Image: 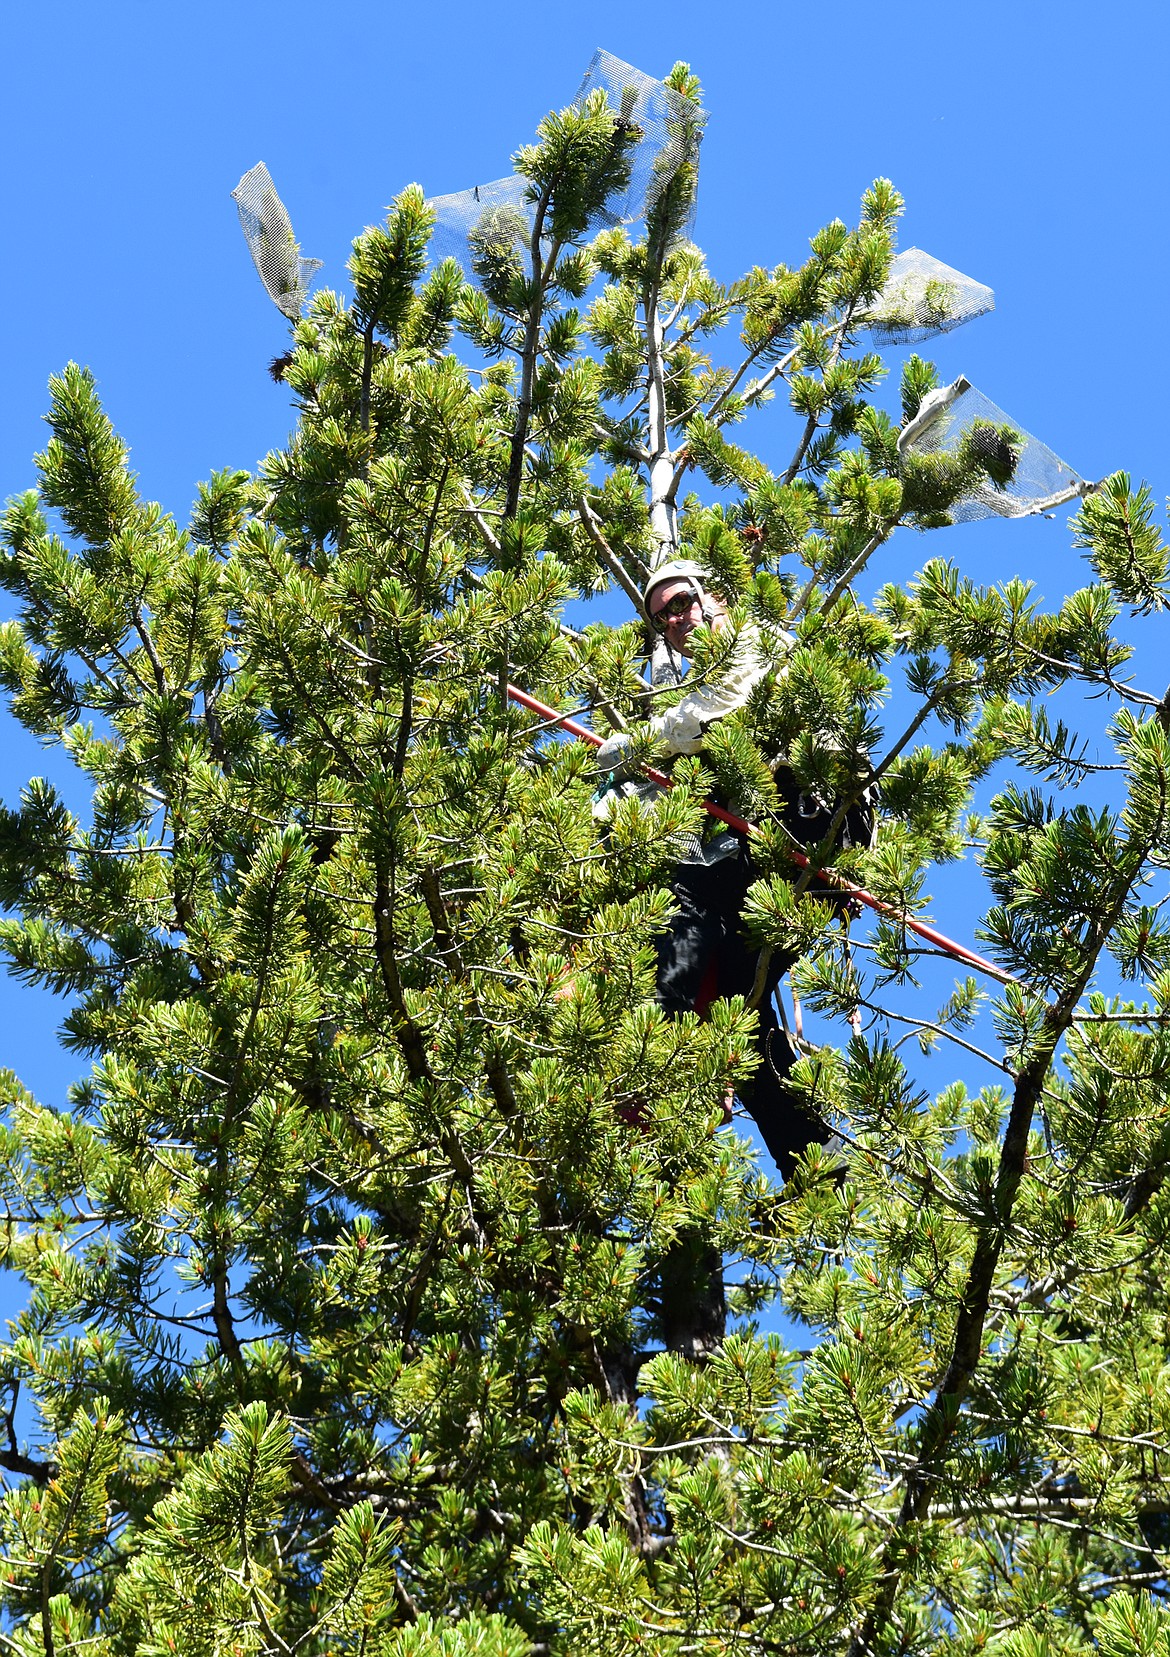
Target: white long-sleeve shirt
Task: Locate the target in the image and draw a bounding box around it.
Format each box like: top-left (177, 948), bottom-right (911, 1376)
top-left (592, 620), bottom-right (794, 862)
top-left (648, 620), bottom-right (786, 757)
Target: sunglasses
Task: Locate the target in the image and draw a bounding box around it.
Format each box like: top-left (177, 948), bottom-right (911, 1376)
top-left (649, 591), bottom-right (701, 631)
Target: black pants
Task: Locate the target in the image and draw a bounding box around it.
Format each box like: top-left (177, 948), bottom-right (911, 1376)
top-left (654, 848), bottom-right (830, 1180)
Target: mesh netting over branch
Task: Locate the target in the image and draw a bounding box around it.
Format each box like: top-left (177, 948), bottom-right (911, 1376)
top-left (865, 248), bottom-right (994, 344)
top-left (232, 163), bottom-right (322, 320)
top-left (572, 48), bottom-right (706, 231)
top-left (426, 175), bottom-right (534, 275)
top-left (425, 50), bottom-right (707, 277)
top-left (899, 377), bottom-right (1093, 521)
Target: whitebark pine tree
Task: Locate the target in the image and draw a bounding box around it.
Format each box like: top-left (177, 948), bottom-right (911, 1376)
top-left (0, 60), bottom-right (1168, 1657)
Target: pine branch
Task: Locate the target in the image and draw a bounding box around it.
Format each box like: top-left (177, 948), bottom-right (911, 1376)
top-left (0, 1447), bottom-right (53, 1486)
top-left (864, 676), bottom-right (975, 794)
top-left (372, 865), bottom-right (434, 1089)
top-left (592, 419), bottom-right (649, 465)
top-left (878, 1005), bottom-right (1015, 1079)
top-left (37, 1419), bottom-right (106, 1657)
top-left (848, 836), bottom-right (1157, 1657)
top-left (576, 495), bottom-right (649, 600)
top-left (817, 528), bottom-right (894, 617)
top-left (685, 339), bottom-right (800, 432)
top-left (359, 320), bottom-right (376, 436)
top-left (503, 185), bottom-right (558, 518)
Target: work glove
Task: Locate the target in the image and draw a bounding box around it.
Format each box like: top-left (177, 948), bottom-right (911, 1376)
top-left (593, 731), bottom-right (637, 781)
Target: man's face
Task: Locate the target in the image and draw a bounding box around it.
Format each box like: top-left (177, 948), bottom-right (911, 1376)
top-left (647, 579), bottom-right (724, 657)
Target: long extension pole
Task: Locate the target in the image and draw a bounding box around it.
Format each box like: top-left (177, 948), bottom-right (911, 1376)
top-left (506, 682), bottom-right (1016, 987)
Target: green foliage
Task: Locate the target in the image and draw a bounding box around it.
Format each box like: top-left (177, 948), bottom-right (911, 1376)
top-left (0, 56), bottom-right (1168, 1657)
top-left (349, 185), bottom-right (436, 339)
top-left (1073, 471), bottom-right (1170, 613)
top-left (116, 1403), bottom-right (292, 1655)
top-left (35, 365), bottom-right (139, 549)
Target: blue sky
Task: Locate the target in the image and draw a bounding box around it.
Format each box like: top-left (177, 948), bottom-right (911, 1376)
top-left (0, 0), bottom-right (1166, 1138)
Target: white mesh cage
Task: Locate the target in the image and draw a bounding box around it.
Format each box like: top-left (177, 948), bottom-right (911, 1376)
top-left (898, 377), bottom-right (1092, 521)
top-left (425, 175), bottom-right (534, 275)
top-left (866, 248), bottom-right (994, 345)
top-left (425, 50), bottom-right (706, 279)
top-left (232, 162), bottom-right (322, 320)
top-left (571, 48), bottom-right (706, 231)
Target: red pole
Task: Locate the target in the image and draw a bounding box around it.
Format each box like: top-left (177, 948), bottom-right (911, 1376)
top-left (507, 682), bottom-right (1016, 987)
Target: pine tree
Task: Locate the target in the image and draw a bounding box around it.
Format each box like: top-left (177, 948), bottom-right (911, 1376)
top-left (1, 56), bottom-right (1170, 1657)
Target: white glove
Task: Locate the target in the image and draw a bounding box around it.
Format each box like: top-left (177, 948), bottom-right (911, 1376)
top-left (594, 731), bottom-right (636, 779)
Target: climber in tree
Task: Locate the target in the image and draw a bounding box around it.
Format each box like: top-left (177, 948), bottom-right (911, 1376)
top-left (596, 562), bottom-right (871, 1178)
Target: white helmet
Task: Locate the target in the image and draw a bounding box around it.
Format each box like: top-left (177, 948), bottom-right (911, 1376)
top-left (642, 559), bottom-right (715, 624)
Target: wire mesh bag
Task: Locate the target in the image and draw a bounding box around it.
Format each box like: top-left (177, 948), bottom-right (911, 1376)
top-left (866, 248), bottom-right (994, 344)
top-left (232, 162), bottom-right (322, 319)
top-left (426, 50), bottom-right (707, 277)
top-left (571, 48), bottom-right (706, 231)
top-left (899, 377), bottom-right (1090, 521)
top-left (425, 174), bottom-right (534, 276)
